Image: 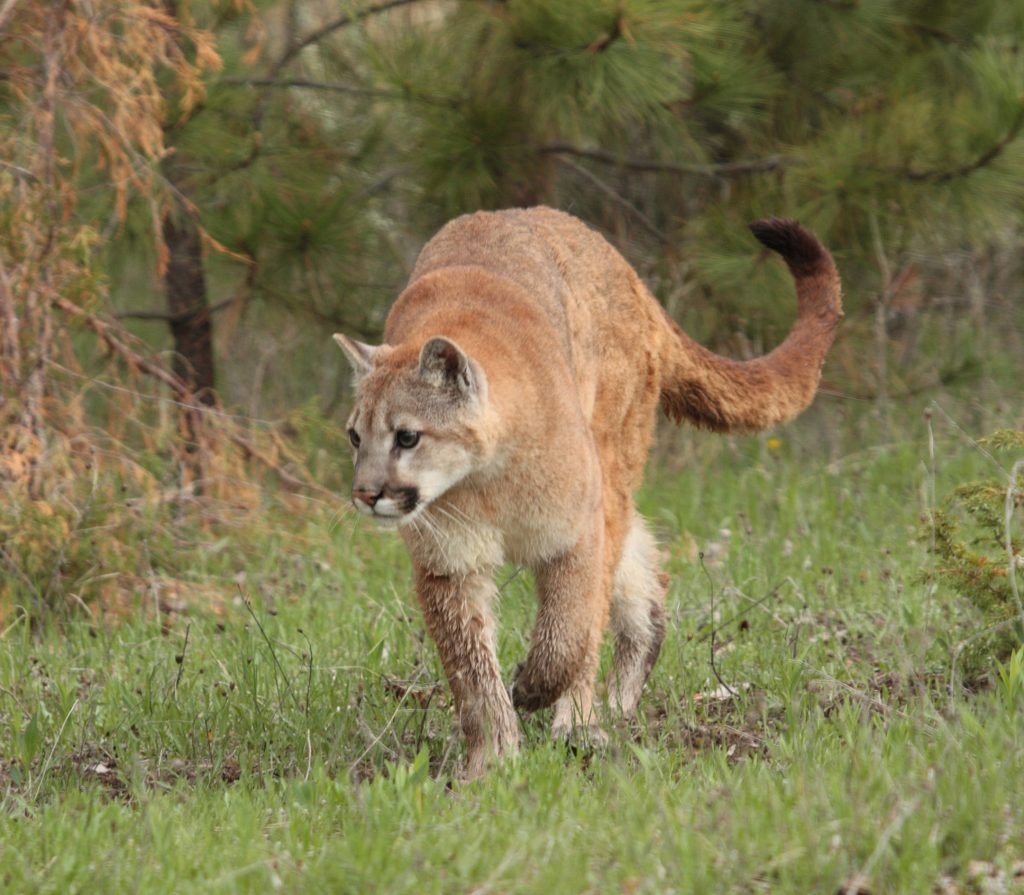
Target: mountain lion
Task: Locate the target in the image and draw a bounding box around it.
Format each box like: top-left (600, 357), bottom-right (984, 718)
top-left (334, 207), bottom-right (842, 778)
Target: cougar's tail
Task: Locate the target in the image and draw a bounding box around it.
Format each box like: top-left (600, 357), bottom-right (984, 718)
top-left (659, 219), bottom-right (842, 433)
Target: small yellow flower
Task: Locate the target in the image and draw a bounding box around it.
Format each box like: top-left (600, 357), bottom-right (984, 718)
top-left (766, 437), bottom-right (782, 451)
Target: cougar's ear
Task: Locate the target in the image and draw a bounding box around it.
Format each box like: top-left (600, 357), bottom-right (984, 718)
top-left (333, 333), bottom-right (377, 380)
top-left (418, 336), bottom-right (485, 399)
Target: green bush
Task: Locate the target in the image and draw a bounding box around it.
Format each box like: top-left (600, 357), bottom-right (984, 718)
top-left (930, 429), bottom-right (1024, 683)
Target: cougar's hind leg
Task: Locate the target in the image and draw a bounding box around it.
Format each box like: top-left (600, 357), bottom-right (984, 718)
top-left (549, 598), bottom-right (609, 745)
top-left (607, 514), bottom-right (668, 718)
top-left (548, 494), bottom-right (629, 745)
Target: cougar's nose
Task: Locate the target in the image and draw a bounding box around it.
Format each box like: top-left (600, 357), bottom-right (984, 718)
top-left (353, 486), bottom-right (383, 508)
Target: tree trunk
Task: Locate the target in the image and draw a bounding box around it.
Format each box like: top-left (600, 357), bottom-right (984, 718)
top-left (162, 210), bottom-right (216, 407)
top-left (159, 0), bottom-right (215, 408)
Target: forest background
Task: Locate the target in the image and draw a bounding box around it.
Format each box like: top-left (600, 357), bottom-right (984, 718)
top-left (1, 2), bottom-right (1024, 892)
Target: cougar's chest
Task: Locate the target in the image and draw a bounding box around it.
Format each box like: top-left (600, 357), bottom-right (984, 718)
top-left (405, 510), bottom-right (504, 576)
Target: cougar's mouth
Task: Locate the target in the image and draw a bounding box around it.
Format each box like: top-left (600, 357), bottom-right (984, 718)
top-left (354, 486), bottom-right (421, 527)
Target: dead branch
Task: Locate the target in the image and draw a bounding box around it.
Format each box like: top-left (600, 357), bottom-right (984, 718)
top-left (539, 142), bottom-right (795, 177)
top-left (0, 0), bottom-right (24, 37)
top-left (220, 77), bottom-right (457, 108)
top-left (868, 212), bottom-right (892, 436)
top-left (0, 159), bottom-right (38, 183)
top-left (268, 0), bottom-right (426, 78)
top-left (554, 154), bottom-right (669, 244)
top-left (0, 254), bottom-right (19, 382)
top-left (116, 297), bottom-right (234, 323)
top-left (54, 298), bottom-right (333, 497)
top-left (56, 297), bottom-right (191, 395)
top-left (228, 431), bottom-right (332, 497)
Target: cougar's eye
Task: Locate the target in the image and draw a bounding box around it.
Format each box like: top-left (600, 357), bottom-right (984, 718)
top-left (395, 430), bottom-right (420, 450)
top-left (347, 428), bottom-right (360, 449)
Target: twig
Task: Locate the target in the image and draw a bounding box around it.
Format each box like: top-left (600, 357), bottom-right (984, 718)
top-left (349, 666), bottom-right (426, 773)
top-left (1005, 459), bottom-right (1024, 628)
top-left (0, 253), bottom-right (20, 381)
top-left (554, 155), bottom-right (669, 244)
top-left (413, 683), bottom-right (437, 755)
top-left (268, 0), bottom-right (425, 77)
top-left (895, 102), bottom-right (1024, 183)
top-left (868, 212), bottom-right (893, 437)
top-left (47, 360), bottom-right (279, 427)
top-left (539, 142), bottom-right (794, 177)
top-left (693, 582), bottom-right (784, 645)
top-left (0, 544), bottom-right (44, 604)
top-left (844, 795), bottom-right (923, 895)
top-left (949, 616), bottom-right (1024, 699)
top-left (56, 297), bottom-right (191, 396)
top-left (928, 400), bottom-right (1009, 477)
top-left (173, 622), bottom-right (191, 699)
top-left (30, 698), bottom-right (79, 802)
top-left (297, 626), bottom-right (314, 718)
top-left (55, 299), bottom-right (333, 497)
top-left (0, 0), bottom-right (24, 35)
top-left (228, 430), bottom-right (333, 497)
top-left (116, 297), bottom-right (234, 323)
top-left (699, 551), bottom-right (736, 697)
top-left (0, 159), bottom-right (38, 183)
top-left (220, 78), bottom-right (456, 108)
top-left (923, 406), bottom-right (939, 628)
top-left (239, 586), bottom-right (302, 714)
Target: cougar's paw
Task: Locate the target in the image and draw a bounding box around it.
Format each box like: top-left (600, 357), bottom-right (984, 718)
top-left (509, 661), bottom-right (560, 712)
top-left (551, 720), bottom-right (609, 753)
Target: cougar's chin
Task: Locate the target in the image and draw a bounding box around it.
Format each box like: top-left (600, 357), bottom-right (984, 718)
top-left (395, 497), bottom-right (431, 528)
top-left (372, 515), bottom-right (402, 530)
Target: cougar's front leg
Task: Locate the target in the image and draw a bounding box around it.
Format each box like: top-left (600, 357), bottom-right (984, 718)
top-left (414, 566), bottom-right (520, 779)
top-left (511, 515), bottom-right (607, 717)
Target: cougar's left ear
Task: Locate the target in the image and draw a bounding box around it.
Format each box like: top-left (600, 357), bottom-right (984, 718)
top-left (418, 336), bottom-right (486, 399)
top-left (333, 333), bottom-right (377, 380)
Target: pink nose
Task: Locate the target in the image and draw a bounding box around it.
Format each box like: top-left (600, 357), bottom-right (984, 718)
top-left (353, 487), bottom-right (382, 508)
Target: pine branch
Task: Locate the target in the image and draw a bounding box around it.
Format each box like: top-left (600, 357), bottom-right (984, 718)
top-left (896, 103), bottom-right (1024, 184)
top-left (538, 143), bottom-right (795, 177)
top-left (221, 77), bottom-right (457, 108)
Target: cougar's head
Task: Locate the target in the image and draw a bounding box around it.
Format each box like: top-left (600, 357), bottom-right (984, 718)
top-left (333, 333), bottom-right (489, 527)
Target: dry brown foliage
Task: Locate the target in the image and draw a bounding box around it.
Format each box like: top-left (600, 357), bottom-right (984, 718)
top-left (0, 2), bottom-right (333, 618)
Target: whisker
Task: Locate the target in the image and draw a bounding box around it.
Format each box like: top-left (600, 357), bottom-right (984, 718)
top-left (440, 501), bottom-right (476, 526)
top-left (430, 504), bottom-right (472, 536)
top-left (328, 501), bottom-right (354, 533)
top-left (416, 510), bottom-right (456, 568)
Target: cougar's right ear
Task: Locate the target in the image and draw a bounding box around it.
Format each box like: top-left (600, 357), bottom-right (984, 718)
top-left (333, 333), bottom-right (377, 380)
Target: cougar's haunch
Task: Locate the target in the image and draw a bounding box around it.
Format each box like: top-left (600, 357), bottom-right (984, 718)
top-left (335, 207), bottom-right (842, 778)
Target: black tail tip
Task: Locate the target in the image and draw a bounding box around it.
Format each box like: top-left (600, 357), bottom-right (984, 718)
top-left (749, 218), bottom-right (828, 276)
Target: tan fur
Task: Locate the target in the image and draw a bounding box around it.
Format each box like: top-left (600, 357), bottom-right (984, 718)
top-left (335, 207), bottom-right (842, 778)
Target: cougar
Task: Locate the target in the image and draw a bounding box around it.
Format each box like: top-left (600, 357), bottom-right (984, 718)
top-left (334, 207), bottom-right (842, 778)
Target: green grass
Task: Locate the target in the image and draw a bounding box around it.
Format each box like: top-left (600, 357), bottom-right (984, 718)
top-left (2, 412), bottom-right (1023, 894)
